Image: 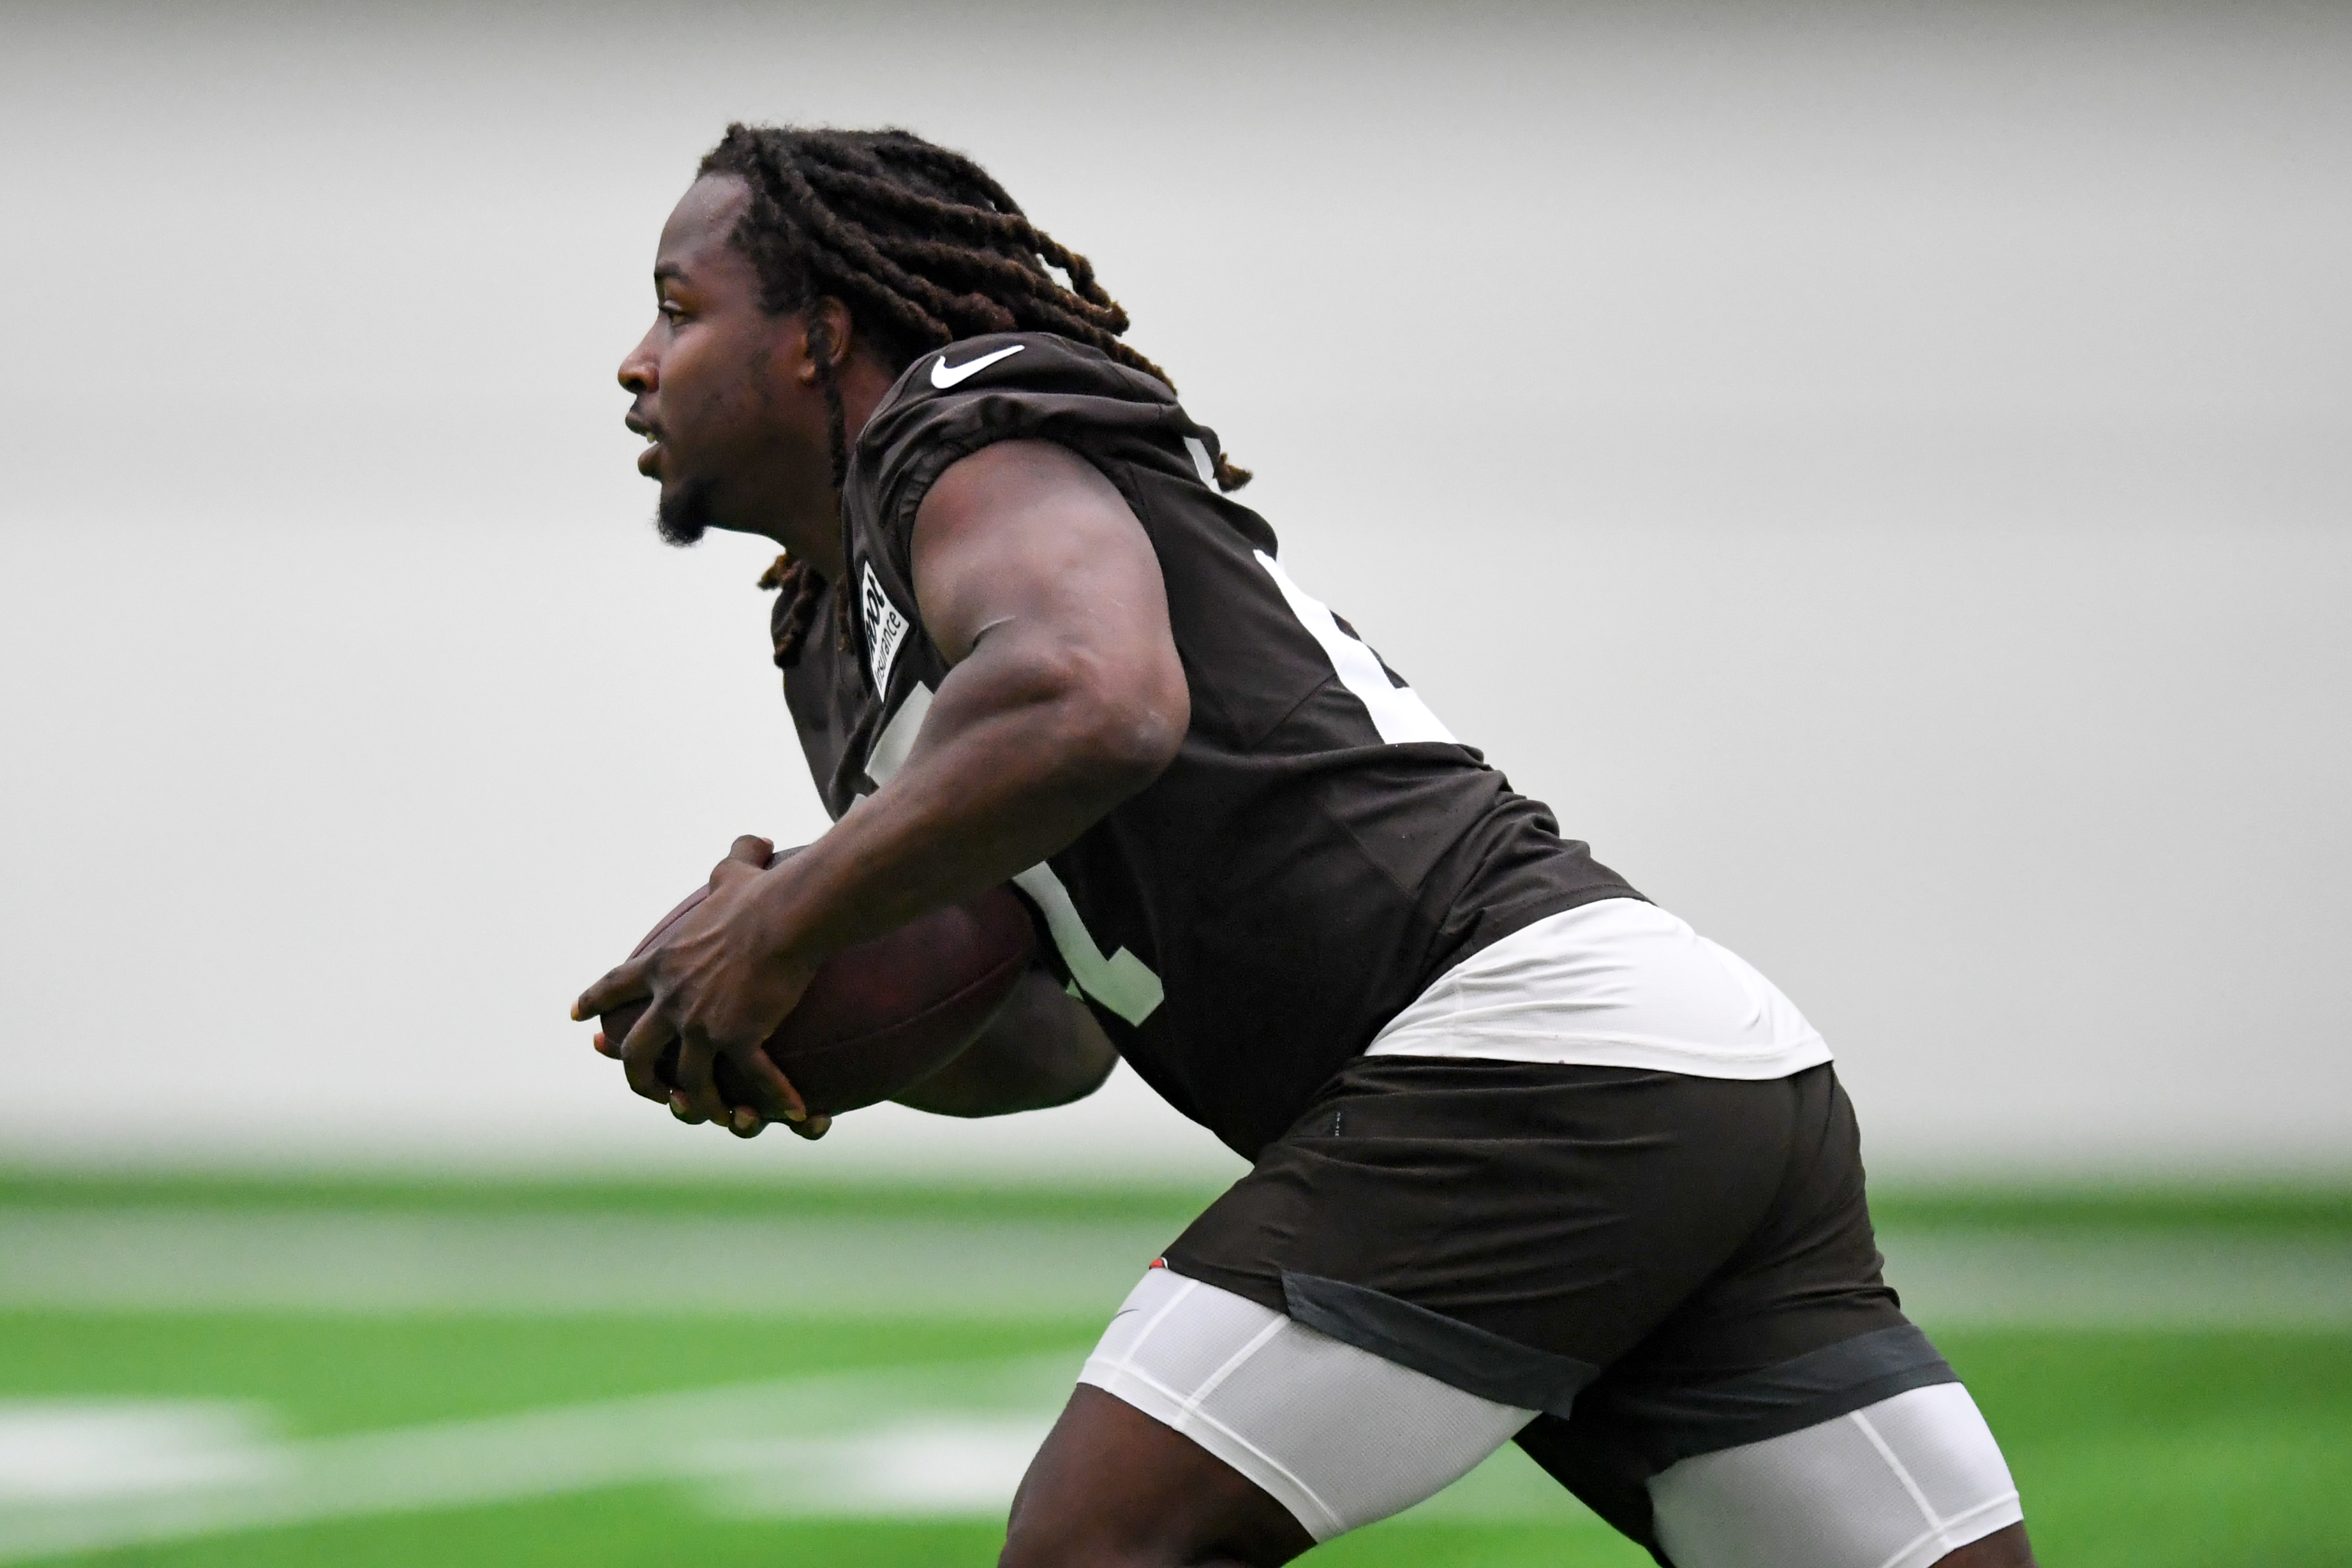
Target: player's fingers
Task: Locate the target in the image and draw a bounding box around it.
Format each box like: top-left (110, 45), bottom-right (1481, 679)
top-left (728, 1105), bottom-right (765, 1139)
top-left (573, 958), bottom-right (651, 1023)
top-left (617, 1005), bottom-right (679, 1103)
top-left (786, 1112), bottom-right (831, 1142)
top-left (710, 835), bottom-right (776, 886)
top-left (732, 1044), bottom-right (811, 1127)
top-left (592, 1030), bottom-right (622, 1061)
top-left (669, 1032), bottom-right (732, 1125)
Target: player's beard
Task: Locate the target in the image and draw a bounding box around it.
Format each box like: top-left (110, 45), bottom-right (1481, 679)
top-left (654, 478), bottom-right (715, 547)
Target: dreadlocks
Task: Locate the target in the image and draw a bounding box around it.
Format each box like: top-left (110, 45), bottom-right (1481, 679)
top-left (696, 124), bottom-right (1249, 667)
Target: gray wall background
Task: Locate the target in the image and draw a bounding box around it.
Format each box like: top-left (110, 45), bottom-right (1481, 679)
top-left (2, 1), bottom-right (2344, 1181)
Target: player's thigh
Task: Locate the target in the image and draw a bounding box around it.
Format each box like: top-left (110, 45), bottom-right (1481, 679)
top-left (1938, 1522), bottom-right (2036, 1567)
top-left (1001, 1385), bottom-right (1313, 1568)
top-left (1004, 1266), bottom-right (1539, 1567)
top-left (1646, 1382), bottom-right (2032, 1568)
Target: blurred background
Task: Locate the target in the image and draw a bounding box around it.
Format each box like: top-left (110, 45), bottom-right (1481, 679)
top-left (0, 2), bottom-right (2346, 1564)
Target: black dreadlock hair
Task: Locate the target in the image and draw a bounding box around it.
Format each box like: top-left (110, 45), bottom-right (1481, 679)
top-left (695, 123), bottom-right (1249, 668)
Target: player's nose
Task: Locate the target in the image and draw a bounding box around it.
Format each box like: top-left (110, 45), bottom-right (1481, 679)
top-left (618, 329), bottom-right (659, 394)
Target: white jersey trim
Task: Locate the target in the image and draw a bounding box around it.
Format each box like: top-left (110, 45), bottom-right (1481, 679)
top-left (1252, 551), bottom-right (1456, 747)
top-left (1012, 862), bottom-right (1165, 1027)
top-left (1364, 898), bottom-right (1831, 1080)
top-left (862, 681), bottom-right (933, 787)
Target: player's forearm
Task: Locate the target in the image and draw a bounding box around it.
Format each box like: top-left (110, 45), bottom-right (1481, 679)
top-left (891, 967), bottom-right (1118, 1117)
top-left (752, 624), bottom-right (1185, 967)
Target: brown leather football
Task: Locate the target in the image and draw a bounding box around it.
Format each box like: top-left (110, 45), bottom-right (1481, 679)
top-left (600, 854), bottom-right (1037, 1116)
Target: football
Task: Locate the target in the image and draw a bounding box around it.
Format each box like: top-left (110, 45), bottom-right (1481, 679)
top-left (600, 854), bottom-right (1038, 1116)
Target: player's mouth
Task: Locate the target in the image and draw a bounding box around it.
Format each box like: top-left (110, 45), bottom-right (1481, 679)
top-left (626, 411), bottom-right (665, 477)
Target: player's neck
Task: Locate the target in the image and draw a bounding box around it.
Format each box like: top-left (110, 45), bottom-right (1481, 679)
top-left (832, 349), bottom-right (896, 466)
top-left (795, 354), bottom-right (895, 581)
top-left (748, 496), bottom-right (845, 580)
top-left (735, 355), bottom-right (893, 577)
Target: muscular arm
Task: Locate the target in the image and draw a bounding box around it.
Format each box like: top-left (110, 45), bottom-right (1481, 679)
top-left (578, 440), bottom-right (1186, 1127)
top-left (890, 966), bottom-right (1118, 1117)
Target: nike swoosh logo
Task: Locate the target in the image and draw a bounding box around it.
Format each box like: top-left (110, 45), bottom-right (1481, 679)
top-left (929, 343), bottom-right (1025, 388)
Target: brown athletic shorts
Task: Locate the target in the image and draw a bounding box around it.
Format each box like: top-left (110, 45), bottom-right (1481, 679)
top-left (1160, 1057), bottom-right (1953, 1554)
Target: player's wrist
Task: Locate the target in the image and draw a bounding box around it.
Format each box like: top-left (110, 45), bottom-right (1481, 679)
top-left (740, 868), bottom-right (828, 979)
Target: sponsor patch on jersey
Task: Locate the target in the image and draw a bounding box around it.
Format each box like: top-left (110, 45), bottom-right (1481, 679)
top-left (860, 562), bottom-right (911, 695)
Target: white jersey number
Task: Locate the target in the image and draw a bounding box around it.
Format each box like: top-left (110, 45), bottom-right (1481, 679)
top-left (1253, 551), bottom-right (1456, 746)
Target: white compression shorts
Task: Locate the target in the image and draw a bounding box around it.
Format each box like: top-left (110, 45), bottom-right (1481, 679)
top-left (1079, 1267), bottom-right (2024, 1567)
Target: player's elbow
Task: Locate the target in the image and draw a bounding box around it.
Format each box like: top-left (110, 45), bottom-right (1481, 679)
top-left (1059, 1025), bottom-right (1121, 1098)
top-left (1015, 1033), bottom-right (1118, 1112)
top-left (1075, 692), bottom-right (1186, 797)
top-left (1042, 647), bottom-right (1188, 800)
top-left (892, 971), bottom-right (1119, 1118)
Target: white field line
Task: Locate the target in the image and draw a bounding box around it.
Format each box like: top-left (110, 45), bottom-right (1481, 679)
top-left (0, 1369), bottom-right (1597, 1560)
top-left (0, 1357), bottom-right (1077, 1562)
top-left (3, 1207), bottom-right (2347, 1327)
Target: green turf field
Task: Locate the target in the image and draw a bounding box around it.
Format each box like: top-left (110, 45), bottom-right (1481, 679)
top-left (1, 1175), bottom-right (2345, 1566)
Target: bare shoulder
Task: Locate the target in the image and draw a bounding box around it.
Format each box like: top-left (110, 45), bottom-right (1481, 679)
top-left (910, 439), bottom-right (1163, 666)
top-left (915, 439), bottom-right (1130, 540)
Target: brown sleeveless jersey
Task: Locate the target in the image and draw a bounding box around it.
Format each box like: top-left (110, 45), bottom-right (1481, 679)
top-left (779, 332), bottom-right (1639, 1159)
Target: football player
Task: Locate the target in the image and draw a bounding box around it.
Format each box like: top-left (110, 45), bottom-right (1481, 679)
top-left (576, 125), bottom-right (2035, 1568)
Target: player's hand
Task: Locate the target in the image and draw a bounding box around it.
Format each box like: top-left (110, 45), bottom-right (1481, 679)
top-left (590, 1027), bottom-right (832, 1140)
top-left (574, 835), bottom-right (827, 1137)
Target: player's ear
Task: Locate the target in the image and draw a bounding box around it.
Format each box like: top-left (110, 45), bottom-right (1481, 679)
top-left (797, 296), bottom-right (856, 382)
